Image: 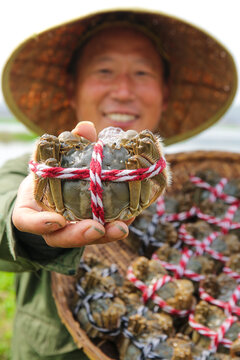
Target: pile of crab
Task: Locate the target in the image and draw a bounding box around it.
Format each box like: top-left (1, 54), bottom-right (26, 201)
top-left (72, 169), bottom-right (240, 360)
top-left (30, 127), bottom-right (240, 359)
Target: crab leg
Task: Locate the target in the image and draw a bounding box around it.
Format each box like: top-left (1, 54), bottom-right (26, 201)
top-left (134, 156), bottom-right (153, 209)
top-left (136, 134), bottom-right (168, 203)
top-left (33, 138), bottom-right (52, 210)
top-left (33, 178), bottom-right (50, 210)
top-left (126, 156), bottom-right (151, 215)
top-left (39, 136), bottom-right (65, 214)
top-left (126, 157), bottom-right (141, 215)
top-left (137, 133), bottom-right (162, 163)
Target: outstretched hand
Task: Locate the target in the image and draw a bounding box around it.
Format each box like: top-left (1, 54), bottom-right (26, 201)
top-left (12, 121), bottom-right (133, 248)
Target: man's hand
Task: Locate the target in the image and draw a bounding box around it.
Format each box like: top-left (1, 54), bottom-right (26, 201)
top-left (12, 121), bottom-right (133, 248)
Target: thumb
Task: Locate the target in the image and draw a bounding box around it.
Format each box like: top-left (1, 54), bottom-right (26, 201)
top-left (72, 121), bottom-right (97, 142)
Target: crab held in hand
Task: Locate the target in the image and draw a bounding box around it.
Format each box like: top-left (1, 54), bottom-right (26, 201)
top-left (30, 127), bottom-right (170, 222)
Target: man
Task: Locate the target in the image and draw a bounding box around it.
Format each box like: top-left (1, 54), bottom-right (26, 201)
top-left (12, 25), bottom-right (169, 249)
top-left (0, 9), bottom-right (237, 360)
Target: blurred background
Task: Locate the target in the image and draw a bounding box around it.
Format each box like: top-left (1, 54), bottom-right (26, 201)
top-left (0, 1), bottom-right (239, 359)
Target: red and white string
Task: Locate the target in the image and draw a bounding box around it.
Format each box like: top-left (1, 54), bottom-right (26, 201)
top-left (29, 140), bottom-right (166, 225)
top-left (189, 313), bottom-right (237, 352)
top-left (156, 196), bottom-right (197, 222)
top-left (29, 157), bottom-right (166, 182)
top-left (89, 140), bottom-right (105, 224)
top-left (190, 175), bottom-right (239, 204)
top-left (196, 205), bottom-right (240, 234)
top-left (199, 285), bottom-right (240, 316)
top-left (152, 249), bottom-right (205, 282)
top-left (127, 267), bottom-right (193, 316)
top-left (152, 175), bottom-right (240, 355)
top-left (223, 267), bottom-right (240, 282)
top-left (178, 225), bottom-right (229, 262)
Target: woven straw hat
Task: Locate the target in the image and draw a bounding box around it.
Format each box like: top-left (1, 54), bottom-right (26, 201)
top-left (2, 9), bottom-right (238, 145)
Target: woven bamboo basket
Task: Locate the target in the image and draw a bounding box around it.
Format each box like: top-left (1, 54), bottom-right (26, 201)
top-left (51, 150), bottom-right (240, 360)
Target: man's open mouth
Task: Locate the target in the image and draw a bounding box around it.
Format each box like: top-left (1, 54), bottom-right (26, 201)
top-left (104, 113), bottom-right (138, 123)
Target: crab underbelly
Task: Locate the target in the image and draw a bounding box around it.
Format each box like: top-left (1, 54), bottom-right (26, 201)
top-left (62, 179), bottom-right (130, 221)
top-left (60, 144), bottom-right (132, 221)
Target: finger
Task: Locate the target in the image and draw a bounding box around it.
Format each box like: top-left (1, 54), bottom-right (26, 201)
top-left (13, 175), bottom-right (42, 211)
top-left (12, 175), bottom-right (66, 234)
top-left (72, 121), bottom-right (97, 142)
top-left (43, 219), bottom-right (129, 247)
top-left (43, 219), bottom-right (105, 247)
top-left (13, 207), bottom-right (66, 235)
top-left (95, 221), bottom-right (129, 244)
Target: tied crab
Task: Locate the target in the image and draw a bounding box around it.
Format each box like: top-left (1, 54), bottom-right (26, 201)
top-left (31, 127), bottom-right (169, 222)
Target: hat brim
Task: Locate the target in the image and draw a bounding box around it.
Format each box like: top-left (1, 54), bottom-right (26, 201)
top-left (2, 8), bottom-right (238, 145)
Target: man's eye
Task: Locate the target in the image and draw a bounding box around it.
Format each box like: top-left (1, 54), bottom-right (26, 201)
top-left (135, 70), bottom-right (150, 76)
top-left (98, 68), bottom-right (112, 74)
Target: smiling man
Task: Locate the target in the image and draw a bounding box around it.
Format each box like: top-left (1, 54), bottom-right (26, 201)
top-left (69, 26), bottom-right (169, 133)
top-left (0, 9), bottom-right (237, 360)
top-left (11, 24), bottom-right (171, 250)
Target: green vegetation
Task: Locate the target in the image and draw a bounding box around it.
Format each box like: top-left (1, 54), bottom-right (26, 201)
top-left (0, 117), bottom-right (18, 124)
top-left (0, 272), bottom-right (15, 360)
top-left (0, 132), bottom-right (37, 142)
top-left (0, 116), bottom-right (37, 142)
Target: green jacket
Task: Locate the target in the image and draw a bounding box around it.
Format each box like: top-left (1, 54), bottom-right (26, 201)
top-left (0, 154), bottom-right (89, 359)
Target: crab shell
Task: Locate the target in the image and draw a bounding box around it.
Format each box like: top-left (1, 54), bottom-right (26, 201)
top-left (200, 273), bottom-right (239, 303)
top-left (74, 262), bottom-right (126, 339)
top-left (119, 316), bottom-right (192, 360)
top-left (191, 301), bottom-right (240, 353)
top-left (76, 295), bottom-right (126, 339)
top-left (193, 169), bottom-right (240, 204)
top-left (155, 244), bottom-right (216, 277)
top-left (32, 128), bottom-right (169, 222)
top-left (130, 257), bottom-right (194, 311)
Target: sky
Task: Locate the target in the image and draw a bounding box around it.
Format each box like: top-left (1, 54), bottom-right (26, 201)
top-left (1, 0), bottom-right (240, 107)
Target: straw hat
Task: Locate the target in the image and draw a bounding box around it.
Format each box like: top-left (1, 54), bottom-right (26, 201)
top-left (2, 9), bottom-right (238, 145)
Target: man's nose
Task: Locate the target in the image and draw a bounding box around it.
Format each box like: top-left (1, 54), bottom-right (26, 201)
top-left (110, 74), bottom-right (135, 101)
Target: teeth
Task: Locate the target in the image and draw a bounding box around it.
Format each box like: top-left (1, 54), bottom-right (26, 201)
top-left (106, 113), bottom-right (136, 122)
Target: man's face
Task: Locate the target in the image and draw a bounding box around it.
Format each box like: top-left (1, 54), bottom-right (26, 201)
top-left (71, 27), bottom-right (168, 133)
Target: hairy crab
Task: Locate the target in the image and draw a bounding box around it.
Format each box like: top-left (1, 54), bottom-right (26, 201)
top-left (128, 207), bottom-right (178, 257)
top-left (185, 221), bottom-right (240, 258)
top-left (74, 259), bottom-right (126, 339)
top-left (118, 315), bottom-right (192, 360)
top-left (201, 273), bottom-right (240, 304)
top-left (32, 127), bottom-right (169, 222)
top-left (189, 301), bottom-right (240, 356)
top-left (155, 244), bottom-right (216, 278)
top-left (193, 169), bottom-right (240, 205)
top-left (225, 253), bottom-right (240, 274)
top-left (129, 257), bottom-right (194, 312)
